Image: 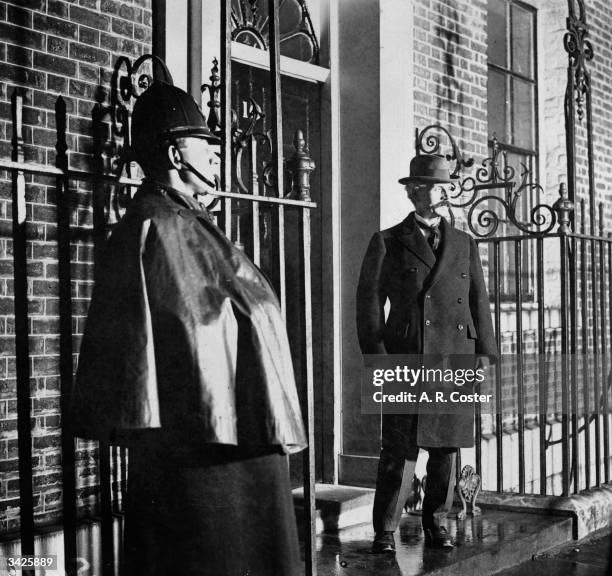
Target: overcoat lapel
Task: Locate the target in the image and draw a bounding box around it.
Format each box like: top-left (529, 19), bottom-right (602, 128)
top-left (393, 213), bottom-right (436, 269)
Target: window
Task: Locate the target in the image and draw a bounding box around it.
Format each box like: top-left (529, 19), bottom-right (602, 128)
top-left (488, 0), bottom-right (537, 151)
top-left (231, 0), bottom-right (320, 64)
top-left (487, 0), bottom-right (538, 301)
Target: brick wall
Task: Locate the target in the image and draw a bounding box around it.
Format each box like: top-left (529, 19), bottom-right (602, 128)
top-left (0, 0), bottom-right (151, 535)
top-left (412, 0), bottom-right (489, 161)
top-left (539, 1), bottom-right (568, 199)
top-left (585, 1), bottom-right (612, 225)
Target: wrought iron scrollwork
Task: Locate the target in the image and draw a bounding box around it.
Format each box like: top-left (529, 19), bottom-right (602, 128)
top-left (231, 0), bottom-right (320, 64)
top-left (414, 124), bottom-right (560, 237)
top-left (95, 54), bottom-right (173, 177)
top-left (201, 60), bottom-right (276, 197)
top-left (92, 55), bottom-right (173, 223)
top-left (564, 0), bottom-right (593, 122)
top-left (96, 54), bottom-right (315, 224)
top-left (416, 124), bottom-right (474, 179)
top-left (231, 96), bottom-right (273, 195)
top-left (109, 55), bottom-right (173, 169)
top-left (464, 164), bottom-right (555, 237)
top-left (201, 58), bottom-right (314, 201)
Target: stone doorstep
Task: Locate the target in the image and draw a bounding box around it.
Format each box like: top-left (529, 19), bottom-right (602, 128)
top-left (293, 483), bottom-right (612, 539)
top-left (295, 495), bottom-right (575, 576)
top-left (310, 513), bottom-right (574, 574)
top-left (292, 484), bottom-right (611, 574)
top-left (292, 484), bottom-right (375, 534)
top-left (477, 484), bottom-right (612, 539)
top-left (424, 515), bottom-right (574, 576)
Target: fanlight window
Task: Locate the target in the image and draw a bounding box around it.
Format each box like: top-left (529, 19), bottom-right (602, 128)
top-left (231, 0), bottom-right (320, 64)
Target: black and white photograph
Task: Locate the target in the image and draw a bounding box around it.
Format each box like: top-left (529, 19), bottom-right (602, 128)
top-left (0, 0), bottom-right (611, 574)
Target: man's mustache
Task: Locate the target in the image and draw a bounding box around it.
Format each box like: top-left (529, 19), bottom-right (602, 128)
top-left (429, 198), bottom-right (449, 211)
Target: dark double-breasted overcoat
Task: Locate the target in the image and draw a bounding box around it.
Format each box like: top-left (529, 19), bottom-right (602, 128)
top-left (356, 212), bottom-right (497, 448)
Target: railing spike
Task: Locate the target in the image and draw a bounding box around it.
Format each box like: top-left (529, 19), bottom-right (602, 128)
top-left (553, 182), bottom-right (574, 234)
top-left (286, 129), bottom-right (315, 201)
top-left (202, 57), bottom-right (221, 136)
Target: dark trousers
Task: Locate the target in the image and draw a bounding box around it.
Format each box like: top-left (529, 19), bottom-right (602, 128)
top-left (373, 445), bottom-right (457, 533)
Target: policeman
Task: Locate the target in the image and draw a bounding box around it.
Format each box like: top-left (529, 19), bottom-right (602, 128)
top-left (356, 154), bottom-right (497, 553)
top-left (72, 81), bottom-right (306, 575)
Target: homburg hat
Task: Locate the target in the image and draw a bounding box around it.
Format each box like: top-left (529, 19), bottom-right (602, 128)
top-left (398, 154), bottom-right (455, 185)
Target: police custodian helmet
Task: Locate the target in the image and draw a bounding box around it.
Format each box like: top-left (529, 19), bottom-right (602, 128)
top-left (131, 81), bottom-right (220, 162)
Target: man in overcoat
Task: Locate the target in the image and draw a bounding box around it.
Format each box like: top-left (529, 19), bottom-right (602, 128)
top-left (356, 154), bottom-right (497, 552)
top-left (71, 81), bottom-right (306, 575)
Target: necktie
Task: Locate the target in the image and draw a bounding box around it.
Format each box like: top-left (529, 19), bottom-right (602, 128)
top-left (417, 220), bottom-right (441, 253)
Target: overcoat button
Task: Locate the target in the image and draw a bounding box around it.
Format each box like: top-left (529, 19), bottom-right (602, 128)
top-left (409, 267), bottom-right (418, 272)
top-left (461, 273), bottom-right (467, 278)
top-left (457, 297), bottom-right (463, 303)
top-left (426, 294), bottom-right (431, 299)
top-left (457, 323), bottom-right (464, 330)
top-left (425, 320), bottom-right (431, 326)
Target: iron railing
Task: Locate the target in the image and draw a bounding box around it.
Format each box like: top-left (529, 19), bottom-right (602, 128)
top-left (0, 3), bottom-right (319, 570)
top-left (472, 228), bottom-right (612, 496)
top-left (415, 112), bottom-right (611, 497)
top-left (405, 1), bottom-right (612, 499)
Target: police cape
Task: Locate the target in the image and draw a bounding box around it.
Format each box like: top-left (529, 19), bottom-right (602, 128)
top-left (71, 182), bottom-right (307, 454)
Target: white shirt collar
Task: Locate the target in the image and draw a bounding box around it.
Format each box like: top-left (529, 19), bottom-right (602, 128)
top-left (414, 212), bottom-right (441, 228)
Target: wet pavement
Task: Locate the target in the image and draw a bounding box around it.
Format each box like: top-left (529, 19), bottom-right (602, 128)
top-left (498, 528), bottom-right (612, 576)
top-left (311, 509), bottom-right (574, 575)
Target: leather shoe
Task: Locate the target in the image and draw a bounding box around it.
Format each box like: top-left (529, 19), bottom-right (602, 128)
top-left (372, 531), bottom-right (396, 554)
top-left (424, 526), bottom-right (454, 549)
